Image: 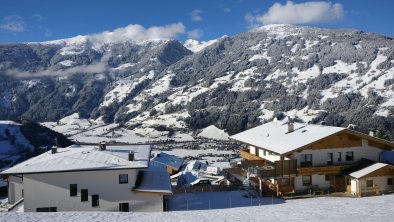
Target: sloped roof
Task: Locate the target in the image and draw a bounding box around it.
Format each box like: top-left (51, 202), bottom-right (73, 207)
top-left (230, 121), bottom-right (344, 155)
top-left (151, 152), bottom-right (184, 170)
top-left (1, 144), bottom-right (151, 175)
top-left (132, 170), bottom-right (172, 194)
top-left (349, 163), bottom-right (391, 179)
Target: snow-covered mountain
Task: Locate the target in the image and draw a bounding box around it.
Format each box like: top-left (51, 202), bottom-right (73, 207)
top-left (0, 121), bottom-right (34, 168)
top-left (1, 24), bottom-right (394, 142)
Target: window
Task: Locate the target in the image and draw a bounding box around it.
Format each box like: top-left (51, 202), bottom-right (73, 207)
top-left (388, 178), bottom-right (393, 185)
top-left (92, 195), bottom-right (99, 207)
top-left (300, 154), bottom-right (312, 167)
top-left (263, 150), bottom-right (266, 156)
top-left (327, 153), bottom-right (333, 165)
top-left (22, 189), bottom-right (24, 198)
top-left (119, 202), bottom-right (129, 212)
top-left (345, 152), bottom-right (354, 161)
top-left (119, 174), bottom-right (128, 184)
top-left (325, 174), bottom-right (331, 181)
top-left (70, 184), bottom-right (77, 196)
top-left (255, 147), bottom-right (259, 157)
top-left (366, 180), bottom-right (373, 188)
top-left (338, 152), bottom-right (342, 162)
top-left (36, 207), bottom-right (57, 212)
top-left (81, 189), bottom-right (88, 202)
top-left (302, 175), bottom-right (312, 186)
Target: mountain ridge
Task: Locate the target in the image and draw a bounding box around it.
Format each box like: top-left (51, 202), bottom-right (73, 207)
top-left (1, 24), bottom-right (394, 142)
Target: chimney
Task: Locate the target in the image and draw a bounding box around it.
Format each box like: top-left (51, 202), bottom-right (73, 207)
top-left (287, 122), bottom-right (294, 133)
top-left (369, 129), bottom-right (375, 137)
top-left (51, 147), bottom-right (57, 154)
top-left (99, 142), bottom-right (106, 151)
top-left (129, 151), bottom-right (134, 161)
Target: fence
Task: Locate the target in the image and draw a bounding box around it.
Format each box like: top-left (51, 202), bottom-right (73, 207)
top-left (172, 185), bottom-right (238, 194)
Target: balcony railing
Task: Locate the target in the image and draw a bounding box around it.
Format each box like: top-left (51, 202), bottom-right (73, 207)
top-left (297, 163), bottom-right (356, 175)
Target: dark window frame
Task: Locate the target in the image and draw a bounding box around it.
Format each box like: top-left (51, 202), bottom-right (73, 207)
top-left (300, 154), bottom-right (312, 167)
top-left (366, 180), bottom-right (373, 188)
top-left (119, 174), bottom-right (128, 184)
top-left (70, 184), bottom-right (77, 197)
top-left (119, 202), bottom-right (129, 212)
top-left (302, 175), bottom-right (312, 186)
top-left (81, 189), bottom-right (88, 202)
top-left (388, 178), bottom-right (393, 185)
top-left (92, 194), bottom-right (99, 207)
top-left (36, 207), bottom-right (57, 212)
top-left (338, 152), bottom-right (342, 162)
top-left (327, 153), bottom-right (333, 165)
top-left (345, 151), bottom-right (354, 161)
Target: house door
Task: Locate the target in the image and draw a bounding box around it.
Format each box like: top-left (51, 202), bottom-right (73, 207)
top-left (335, 175), bottom-right (346, 192)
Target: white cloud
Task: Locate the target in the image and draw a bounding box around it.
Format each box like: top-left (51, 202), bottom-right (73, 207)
top-left (6, 54), bottom-right (110, 78)
top-left (246, 1), bottom-right (344, 27)
top-left (0, 15), bottom-right (25, 32)
top-left (32, 14), bottom-right (46, 21)
top-left (187, 29), bottom-right (204, 39)
top-left (191, 9), bottom-right (203, 22)
top-left (89, 23), bottom-right (185, 45)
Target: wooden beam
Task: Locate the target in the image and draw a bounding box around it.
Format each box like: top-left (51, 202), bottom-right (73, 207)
top-left (297, 164), bottom-right (355, 175)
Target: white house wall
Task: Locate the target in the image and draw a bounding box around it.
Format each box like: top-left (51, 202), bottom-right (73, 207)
top-left (249, 145), bottom-right (283, 162)
top-left (23, 169), bottom-right (164, 212)
top-left (359, 176), bottom-right (394, 194)
top-left (290, 142), bottom-right (382, 167)
top-left (350, 179), bottom-right (359, 195)
top-left (294, 174), bottom-right (330, 193)
top-left (8, 175), bottom-right (23, 204)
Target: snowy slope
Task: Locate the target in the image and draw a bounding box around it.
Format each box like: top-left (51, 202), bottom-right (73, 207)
top-left (1, 195), bottom-right (393, 221)
top-left (0, 121), bottom-right (34, 168)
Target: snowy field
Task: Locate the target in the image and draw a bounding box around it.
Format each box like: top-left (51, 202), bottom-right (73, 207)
top-left (1, 195), bottom-right (393, 222)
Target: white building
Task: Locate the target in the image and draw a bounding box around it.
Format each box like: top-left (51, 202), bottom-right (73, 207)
top-left (231, 121), bottom-right (394, 196)
top-left (1, 144), bottom-right (172, 212)
top-left (349, 163), bottom-right (394, 196)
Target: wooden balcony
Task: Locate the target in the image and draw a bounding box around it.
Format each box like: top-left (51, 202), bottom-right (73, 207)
top-left (297, 163), bottom-right (355, 175)
top-left (240, 149), bottom-right (264, 160)
top-left (240, 150), bottom-right (269, 167)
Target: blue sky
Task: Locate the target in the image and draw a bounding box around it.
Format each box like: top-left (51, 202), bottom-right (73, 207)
top-left (1, 0), bottom-right (393, 42)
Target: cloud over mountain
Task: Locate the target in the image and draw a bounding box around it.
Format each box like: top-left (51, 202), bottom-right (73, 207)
top-left (247, 1), bottom-right (344, 27)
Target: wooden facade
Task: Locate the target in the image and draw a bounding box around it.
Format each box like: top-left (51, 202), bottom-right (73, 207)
top-left (297, 164), bottom-right (355, 175)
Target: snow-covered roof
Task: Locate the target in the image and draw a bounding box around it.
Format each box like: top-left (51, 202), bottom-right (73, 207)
top-left (152, 152), bottom-right (184, 170)
top-left (349, 163), bottom-right (392, 179)
top-left (230, 121), bottom-right (345, 155)
top-left (1, 144), bottom-right (151, 175)
top-left (132, 170), bottom-right (172, 194)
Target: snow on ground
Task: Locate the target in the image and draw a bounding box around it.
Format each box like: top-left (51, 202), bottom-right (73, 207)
top-left (2, 195), bottom-right (393, 222)
top-left (248, 51), bottom-right (270, 62)
top-left (230, 67), bottom-right (258, 91)
top-left (291, 65), bottom-right (320, 83)
top-left (100, 74), bottom-right (153, 107)
top-left (198, 125), bottom-right (229, 140)
top-left (322, 60), bottom-right (358, 74)
top-left (112, 63), bottom-right (136, 71)
top-left (58, 60), bottom-right (75, 67)
top-left (161, 149), bottom-right (234, 158)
